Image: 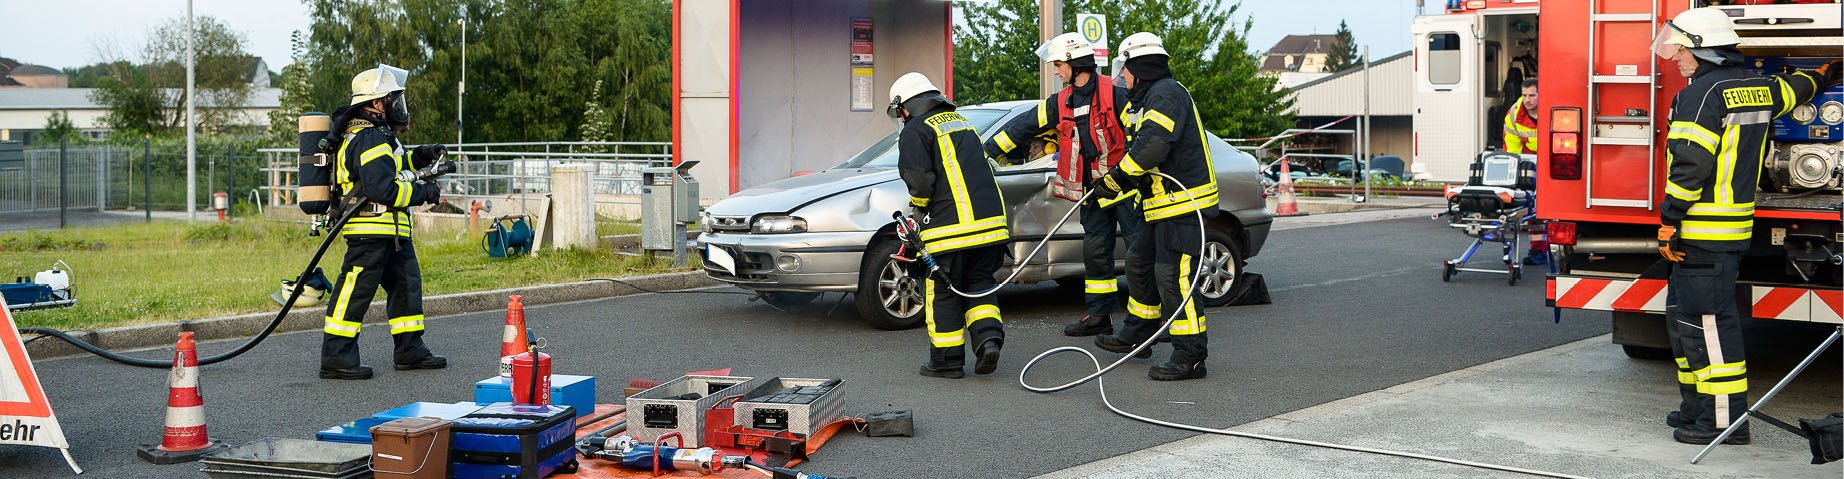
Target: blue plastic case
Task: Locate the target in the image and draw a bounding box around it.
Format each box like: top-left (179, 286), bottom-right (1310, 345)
top-left (449, 402), bottom-right (578, 479)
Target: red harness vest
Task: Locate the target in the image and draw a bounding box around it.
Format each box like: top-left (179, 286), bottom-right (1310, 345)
top-left (1052, 76), bottom-right (1128, 202)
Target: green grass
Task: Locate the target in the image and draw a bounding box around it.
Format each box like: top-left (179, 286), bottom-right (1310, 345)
top-left (1, 217), bottom-right (689, 330)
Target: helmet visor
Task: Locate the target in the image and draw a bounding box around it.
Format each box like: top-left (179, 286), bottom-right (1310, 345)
top-left (1652, 23), bottom-right (1695, 60)
top-left (1034, 41), bottom-right (1054, 64)
top-left (374, 64), bottom-right (409, 92)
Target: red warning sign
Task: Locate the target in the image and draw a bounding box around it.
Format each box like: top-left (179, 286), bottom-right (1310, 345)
top-left (0, 297), bottom-right (81, 473)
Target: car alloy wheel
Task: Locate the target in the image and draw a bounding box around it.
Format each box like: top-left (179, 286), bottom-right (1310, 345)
top-left (879, 259), bottom-right (924, 319)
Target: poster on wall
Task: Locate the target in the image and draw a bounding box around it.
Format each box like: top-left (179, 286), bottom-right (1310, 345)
top-left (851, 17), bottom-right (874, 111)
top-left (1078, 13), bottom-right (1110, 68)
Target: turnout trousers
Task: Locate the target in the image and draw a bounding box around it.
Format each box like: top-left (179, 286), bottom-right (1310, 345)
top-left (1114, 215), bottom-right (1208, 364)
top-left (321, 238), bottom-right (436, 369)
top-left (924, 245), bottom-right (1007, 365)
top-left (1079, 199), bottom-right (1146, 317)
top-left (1665, 244), bottom-right (1747, 429)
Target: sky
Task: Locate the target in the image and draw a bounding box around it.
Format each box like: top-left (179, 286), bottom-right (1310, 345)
top-left (0, 0), bottom-right (1426, 72)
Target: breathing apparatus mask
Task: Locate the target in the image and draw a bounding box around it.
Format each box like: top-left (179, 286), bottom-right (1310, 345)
top-left (381, 90), bottom-right (411, 131)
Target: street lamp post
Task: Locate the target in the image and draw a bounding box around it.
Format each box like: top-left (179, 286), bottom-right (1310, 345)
top-left (457, 7), bottom-right (466, 146)
top-left (186, 0), bottom-right (197, 220)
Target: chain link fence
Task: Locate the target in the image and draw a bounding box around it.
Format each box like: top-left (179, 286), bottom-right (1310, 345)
top-left (1, 142), bottom-right (272, 216)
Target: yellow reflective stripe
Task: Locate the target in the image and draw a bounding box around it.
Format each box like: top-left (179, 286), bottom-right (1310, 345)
top-left (1675, 357), bottom-right (1691, 369)
top-left (326, 266), bottom-right (364, 336)
top-left (1716, 126), bottom-right (1739, 204)
top-left (1693, 361), bottom-right (1747, 381)
top-left (1665, 181), bottom-right (1702, 202)
top-left (966, 304), bottom-right (1002, 323)
top-left (1144, 194), bottom-right (1219, 221)
top-left (1170, 254), bottom-right (1204, 335)
top-left (1127, 297), bottom-right (1160, 319)
top-left (389, 315), bottom-right (426, 334)
top-left (1678, 371), bottom-right (1697, 384)
top-left (341, 226), bottom-right (414, 237)
top-left (1680, 220), bottom-right (1753, 241)
top-left (910, 196), bottom-right (929, 208)
top-left (324, 317), bottom-right (361, 337)
top-left (1687, 202), bottom-right (1754, 216)
top-left (393, 181), bottom-right (412, 208)
top-left (1667, 121), bottom-right (1719, 154)
top-left (1140, 109), bottom-right (1176, 133)
top-left (924, 279), bottom-right (965, 347)
top-left (1698, 378), bottom-right (1747, 395)
top-left (1119, 155), bottom-right (1146, 175)
top-left (995, 131), bottom-right (1017, 153)
top-left (1142, 182), bottom-right (1218, 209)
top-left (1037, 99), bottom-right (1050, 127)
top-left (917, 216), bottom-right (1007, 241)
top-left (1097, 189), bottom-right (1139, 208)
top-left (1778, 77), bottom-right (1797, 116)
top-left (1084, 279), bottom-right (1118, 294)
top-left (937, 134), bottom-right (975, 222)
top-left (359, 143), bottom-right (392, 166)
top-left (925, 229), bottom-right (1010, 252)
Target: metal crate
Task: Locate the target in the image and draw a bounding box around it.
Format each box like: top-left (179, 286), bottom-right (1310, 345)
top-left (731, 378), bottom-right (845, 437)
top-left (624, 375), bottom-right (762, 447)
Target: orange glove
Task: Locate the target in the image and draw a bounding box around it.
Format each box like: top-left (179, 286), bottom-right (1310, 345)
top-left (1657, 225), bottom-right (1685, 262)
top-left (1819, 60), bottom-right (1843, 87)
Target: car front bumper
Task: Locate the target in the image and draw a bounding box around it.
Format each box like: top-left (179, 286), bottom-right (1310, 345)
top-left (697, 230), bottom-right (877, 292)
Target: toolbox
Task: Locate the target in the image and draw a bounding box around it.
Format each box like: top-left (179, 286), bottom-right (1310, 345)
top-left (449, 403), bottom-right (578, 479)
top-left (370, 417), bottom-right (450, 479)
top-left (474, 374), bottom-right (596, 418)
top-left (732, 378), bottom-right (845, 437)
top-left (625, 375), bottom-right (764, 446)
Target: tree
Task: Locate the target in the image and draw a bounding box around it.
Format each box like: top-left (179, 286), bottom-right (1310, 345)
top-left (954, 0), bottom-right (1295, 140)
top-left (90, 15), bottom-right (261, 136)
top-left (268, 30), bottom-right (317, 145)
top-left (1323, 20), bottom-right (1361, 73)
top-left (41, 111), bottom-right (80, 145)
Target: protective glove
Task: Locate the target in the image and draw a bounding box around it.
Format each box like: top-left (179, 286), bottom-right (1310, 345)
top-left (422, 184), bottom-right (442, 206)
top-left (1817, 60), bottom-right (1843, 88)
top-left (1095, 167), bottom-right (1136, 199)
top-left (411, 144), bottom-right (448, 168)
top-left (1657, 225), bottom-right (1685, 262)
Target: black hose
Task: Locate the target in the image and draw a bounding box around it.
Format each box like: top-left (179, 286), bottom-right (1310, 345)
top-left (17, 203), bottom-right (362, 368)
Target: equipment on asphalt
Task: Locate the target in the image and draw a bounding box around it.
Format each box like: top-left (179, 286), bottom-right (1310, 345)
top-left (199, 437), bottom-right (372, 479)
top-left (743, 460), bottom-right (858, 479)
top-left (369, 417), bottom-right (452, 479)
top-left (485, 215), bottom-right (536, 258)
top-left (625, 375), bottom-right (765, 447)
top-left (137, 332), bottom-right (229, 464)
top-left (1, 260), bottom-right (75, 311)
top-left (1692, 325), bottom-right (1843, 464)
top-left (1436, 152), bottom-right (1543, 285)
top-left (509, 339), bottom-right (552, 405)
top-left (449, 402), bottom-right (579, 478)
top-left (576, 431), bottom-right (747, 475)
top-left (501, 295), bottom-right (531, 377)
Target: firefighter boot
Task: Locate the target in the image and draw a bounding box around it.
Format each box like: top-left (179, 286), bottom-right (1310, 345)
top-left (394, 355), bottom-right (448, 370)
top-left (1095, 334), bottom-right (1153, 359)
top-left (1063, 315), bottom-right (1114, 337)
top-left (973, 338), bottom-right (1003, 375)
top-left (1674, 423), bottom-right (1750, 445)
top-left (319, 365), bottom-right (375, 380)
top-left (1666, 410), bottom-right (1696, 428)
top-left (919, 347), bottom-right (965, 379)
top-left (1151, 333), bottom-right (1208, 381)
top-left (1149, 361), bottom-right (1207, 381)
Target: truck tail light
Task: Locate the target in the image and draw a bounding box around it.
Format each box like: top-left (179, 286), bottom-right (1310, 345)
top-left (1550, 107), bottom-right (1583, 180)
top-left (1547, 221), bottom-right (1578, 246)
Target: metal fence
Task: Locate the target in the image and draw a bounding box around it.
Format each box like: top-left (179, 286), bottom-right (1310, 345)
top-left (260, 141), bottom-right (672, 214)
top-left (1, 146), bottom-right (113, 214)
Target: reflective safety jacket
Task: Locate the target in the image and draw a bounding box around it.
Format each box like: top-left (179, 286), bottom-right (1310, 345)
top-left (1502, 97), bottom-right (1538, 154)
top-left (1118, 78), bottom-right (1217, 223)
top-left (983, 78), bottom-right (1132, 206)
top-left (1662, 63), bottom-right (1824, 250)
top-left (900, 105), bottom-right (1011, 254)
top-left (336, 119), bottom-right (437, 238)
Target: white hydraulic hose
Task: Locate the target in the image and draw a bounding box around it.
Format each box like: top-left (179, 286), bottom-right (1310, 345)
top-left (1002, 172), bottom-right (1590, 479)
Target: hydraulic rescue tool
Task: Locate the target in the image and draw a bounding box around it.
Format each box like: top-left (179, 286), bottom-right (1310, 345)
top-left (576, 432), bottom-right (745, 475)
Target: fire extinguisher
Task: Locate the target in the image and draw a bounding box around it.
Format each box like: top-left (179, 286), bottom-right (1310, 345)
top-left (510, 338), bottom-right (551, 405)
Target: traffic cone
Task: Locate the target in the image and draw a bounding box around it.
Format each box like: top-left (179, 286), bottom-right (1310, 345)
top-left (137, 332), bottom-right (227, 464)
top-left (499, 295), bottom-right (529, 377)
top-left (1273, 157), bottom-right (1307, 217)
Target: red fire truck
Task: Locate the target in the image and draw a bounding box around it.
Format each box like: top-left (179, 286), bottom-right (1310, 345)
top-left (1414, 0), bottom-right (1843, 358)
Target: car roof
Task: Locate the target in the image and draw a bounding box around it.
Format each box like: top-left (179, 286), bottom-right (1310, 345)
top-left (962, 100), bottom-right (1037, 112)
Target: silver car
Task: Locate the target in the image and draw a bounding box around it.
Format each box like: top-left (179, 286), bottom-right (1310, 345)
top-left (698, 101), bottom-right (1272, 330)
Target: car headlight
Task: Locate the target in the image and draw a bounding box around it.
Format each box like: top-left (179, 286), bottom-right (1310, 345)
top-left (700, 212), bottom-right (715, 233)
top-left (751, 215), bottom-right (808, 234)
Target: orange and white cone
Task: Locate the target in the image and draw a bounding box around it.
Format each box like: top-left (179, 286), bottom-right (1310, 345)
top-left (137, 332), bottom-right (227, 464)
top-left (1273, 157), bottom-right (1306, 217)
top-left (499, 295), bottom-right (530, 377)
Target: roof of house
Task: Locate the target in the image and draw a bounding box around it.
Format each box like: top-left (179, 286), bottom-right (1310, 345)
top-left (0, 88), bottom-right (282, 110)
top-left (1260, 34), bottom-right (1341, 72)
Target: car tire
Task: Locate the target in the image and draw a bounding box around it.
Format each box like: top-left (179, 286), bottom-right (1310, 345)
top-left (761, 291), bottom-right (821, 309)
top-left (1192, 225), bottom-right (1248, 308)
top-left (856, 238), bottom-right (926, 330)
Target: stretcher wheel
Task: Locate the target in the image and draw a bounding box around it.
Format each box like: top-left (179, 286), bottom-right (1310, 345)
top-left (1508, 266), bottom-right (1522, 286)
top-left (1442, 262), bottom-right (1455, 282)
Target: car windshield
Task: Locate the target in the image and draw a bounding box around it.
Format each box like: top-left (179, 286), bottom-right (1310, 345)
top-left (838, 108), bottom-right (1010, 168)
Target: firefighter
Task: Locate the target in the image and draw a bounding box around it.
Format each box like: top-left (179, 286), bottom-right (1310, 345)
top-left (1502, 78), bottom-right (1548, 266)
top-left (981, 32), bottom-right (1148, 338)
top-left (1091, 32), bottom-right (1216, 381)
top-left (890, 72), bottom-right (1011, 379)
top-left (1651, 7), bottom-right (1841, 444)
top-left (319, 64), bottom-right (451, 380)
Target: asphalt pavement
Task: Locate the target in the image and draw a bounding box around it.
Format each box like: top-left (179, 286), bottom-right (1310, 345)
top-left (0, 214), bottom-right (1612, 478)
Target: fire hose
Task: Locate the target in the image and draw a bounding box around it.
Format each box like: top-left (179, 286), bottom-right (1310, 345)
top-left (17, 162), bottom-right (456, 368)
top-left (900, 171), bottom-right (1585, 479)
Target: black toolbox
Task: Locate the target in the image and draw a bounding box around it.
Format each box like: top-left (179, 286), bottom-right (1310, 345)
top-left (449, 402), bottom-right (578, 479)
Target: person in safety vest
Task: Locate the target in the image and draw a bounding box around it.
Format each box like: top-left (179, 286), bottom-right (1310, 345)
top-left (319, 64), bottom-right (452, 380)
top-left (1090, 32), bottom-right (1216, 381)
top-left (890, 72), bottom-right (1012, 379)
top-left (981, 32), bottom-right (1148, 338)
top-left (1651, 7), bottom-right (1841, 444)
top-left (1503, 78), bottom-right (1549, 266)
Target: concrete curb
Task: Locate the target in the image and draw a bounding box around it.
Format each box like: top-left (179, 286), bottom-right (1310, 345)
top-left (24, 270), bottom-right (718, 360)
